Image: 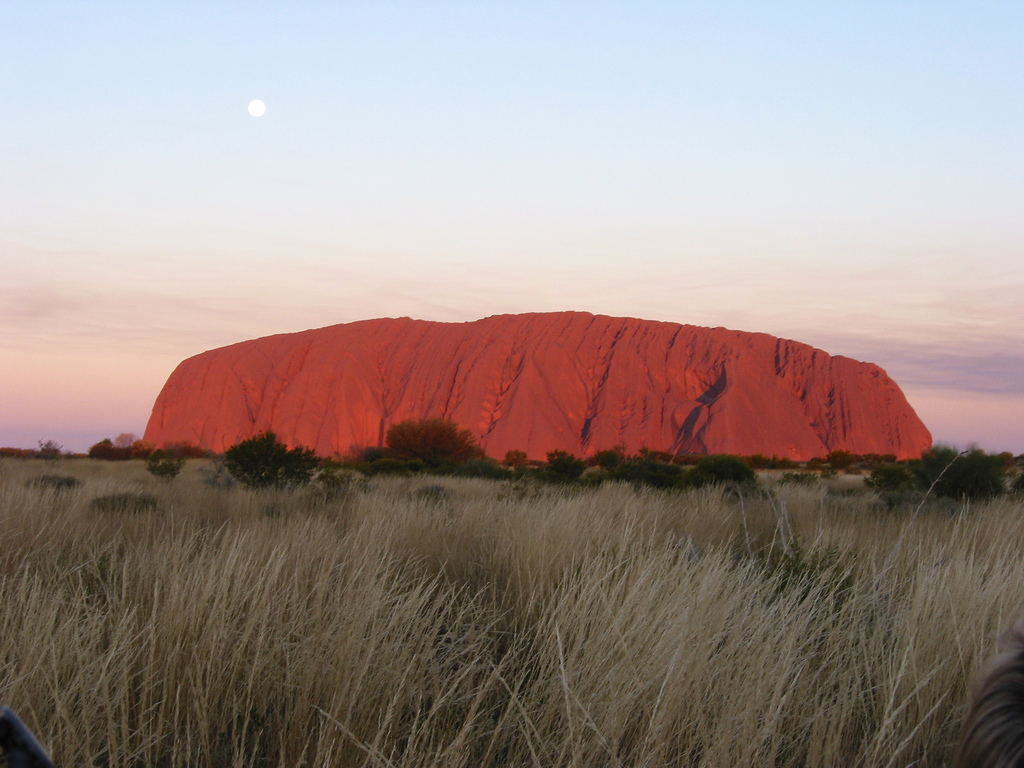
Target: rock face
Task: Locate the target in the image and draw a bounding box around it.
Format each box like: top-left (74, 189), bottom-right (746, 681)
top-left (144, 312), bottom-right (932, 460)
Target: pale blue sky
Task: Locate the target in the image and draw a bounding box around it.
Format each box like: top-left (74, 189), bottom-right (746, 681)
top-left (2, 2), bottom-right (1022, 453)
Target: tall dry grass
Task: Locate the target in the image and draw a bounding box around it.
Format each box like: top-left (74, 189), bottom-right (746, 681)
top-left (1, 458), bottom-right (1022, 767)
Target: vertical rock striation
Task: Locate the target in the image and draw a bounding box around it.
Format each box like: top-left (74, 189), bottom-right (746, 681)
top-left (144, 312), bottom-right (932, 460)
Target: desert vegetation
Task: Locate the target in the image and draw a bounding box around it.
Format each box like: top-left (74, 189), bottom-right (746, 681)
top-left (224, 432), bottom-right (320, 489)
top-left (1, 453), bottom-right (1023, 767)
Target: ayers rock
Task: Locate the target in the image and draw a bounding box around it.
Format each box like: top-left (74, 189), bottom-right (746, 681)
top-left (144, 312), bottom-right (932, 461)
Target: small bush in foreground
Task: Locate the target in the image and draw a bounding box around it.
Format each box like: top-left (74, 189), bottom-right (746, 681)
top-left (89, 492), bottom-right (159, 514)
top-left (765, 534), bottom-right (851, 602)
top-left (197, 457), bottom-right (236, 489)
top-left (27, 474), bottom-right (82, 491)
top-left (145, 451), bottom-right (186, 481)
top-left (224, 432), bottom-right (319, 489)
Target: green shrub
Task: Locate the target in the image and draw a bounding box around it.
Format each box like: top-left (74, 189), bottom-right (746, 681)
top-left (361, 458), bottom-right (426, 476)
top-left (638, 448), bottom-right (674, 464)
top-left (912, 446), bottom-right (1007, 501)
top-left (303, 462), bottom-right (358, 502)
top-left (765, 535), bottom-right (850, 602)
top-left (224, 432), bottom-right (320, 489)
top-left (611, 458), bottom-right (685, 489)
top-left (542, 450), bottom-right (586, 483)
top-left (940, 450), bottom-right (1007, 500)
top-left (912, 445), bottom-right (959, 490)
top-left (594, 448), bottom-right (625, 470)
top-left (673, 454), bottom-right (703, 466)
top-left (746, 454), bottom-right (799, 470)
top-left (826, 450), bottom-right (856, 470)
top-left (357, 446), bottom-right (388, 463)
top-left (746, 454), bottom-right (772, 469)
top-left (865, 463), bottom-right (915, 493)
top-left (452, 458), bottom-right (511, 479)
top-left (687, 454), bottom-right (756, 488)
top-left (145, 451), bottom-right (186, 480)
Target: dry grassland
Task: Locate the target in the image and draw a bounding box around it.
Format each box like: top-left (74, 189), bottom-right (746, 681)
top-left (1, 459), bottom-right (1022, 767)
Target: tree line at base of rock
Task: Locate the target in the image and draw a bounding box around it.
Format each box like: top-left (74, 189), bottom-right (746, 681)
top-left (9, 419), bottom-right (1023, 500)
top-left (213, 420), bottom-right (1022, 501)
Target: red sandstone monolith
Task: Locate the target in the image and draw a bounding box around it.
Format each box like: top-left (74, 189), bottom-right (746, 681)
top-left (144, 312), bottom-right (932, 460)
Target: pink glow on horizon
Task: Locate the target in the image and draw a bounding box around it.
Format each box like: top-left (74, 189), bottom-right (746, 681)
top-left (900, 390), bottom-right (1024, 456)
top-left (2, 5), bottom-right (1021, 456)
top-left (2, 319), bottom-right (1021, 457)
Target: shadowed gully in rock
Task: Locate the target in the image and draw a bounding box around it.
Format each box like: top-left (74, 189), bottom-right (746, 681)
top-left (144, 312), bottom-right (932, 460)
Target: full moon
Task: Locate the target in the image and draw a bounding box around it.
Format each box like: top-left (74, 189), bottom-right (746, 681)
top-left (247, 99), bottom-right (267, 117)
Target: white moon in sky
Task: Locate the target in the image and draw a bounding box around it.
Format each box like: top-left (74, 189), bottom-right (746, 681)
top-left (247, 99), bottom-right (267, 117)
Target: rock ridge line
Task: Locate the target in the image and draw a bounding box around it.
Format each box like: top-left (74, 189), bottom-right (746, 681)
top-left (144, 312), bottom-right (932, 460)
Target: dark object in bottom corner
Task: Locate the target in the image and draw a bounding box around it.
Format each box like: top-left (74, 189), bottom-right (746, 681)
top-left (0, 707), bottom-right (55, 768)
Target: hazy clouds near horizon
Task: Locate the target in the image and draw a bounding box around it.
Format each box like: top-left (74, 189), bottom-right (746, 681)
top-left (1, 2), bottom-right (1022, 453)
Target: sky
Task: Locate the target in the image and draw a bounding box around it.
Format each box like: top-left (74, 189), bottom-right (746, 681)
top-left (1, 1), bottom-right (1022, 455)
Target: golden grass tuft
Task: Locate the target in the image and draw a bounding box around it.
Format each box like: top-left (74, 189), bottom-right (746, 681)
top-left (1, 459), bottom-right (1022, 767)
